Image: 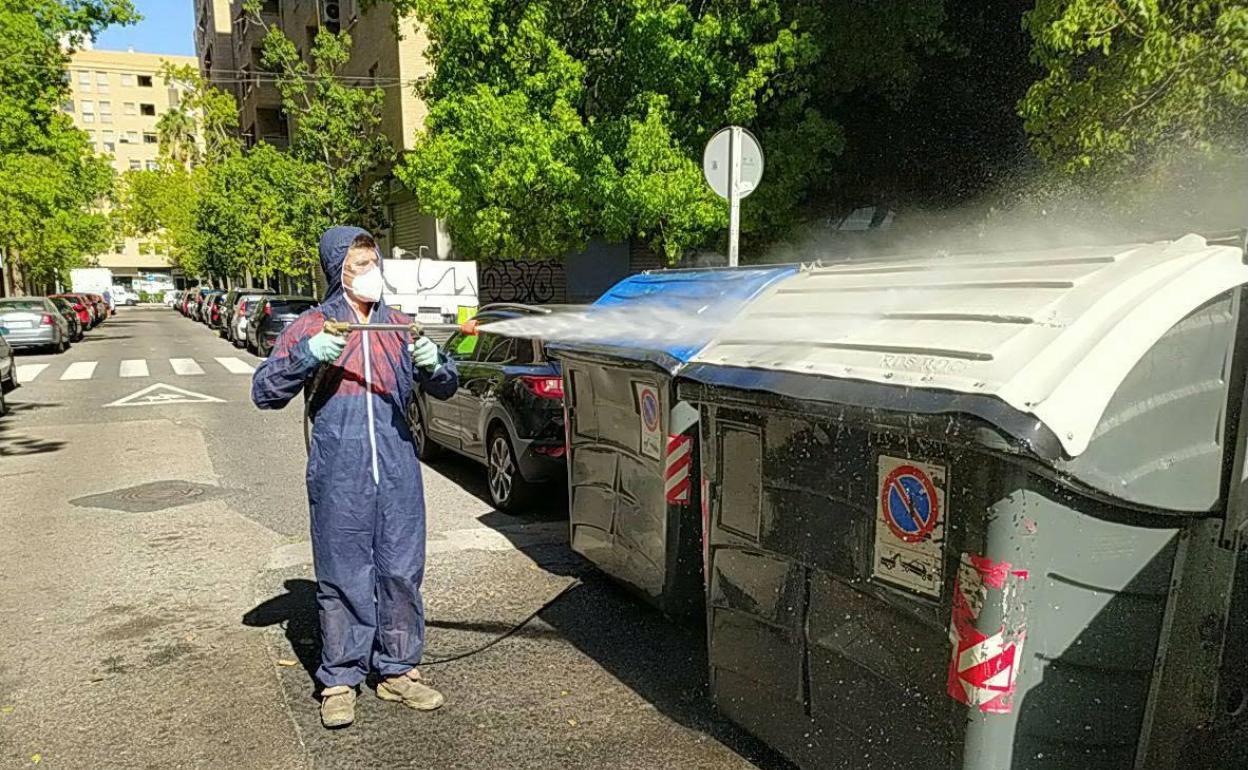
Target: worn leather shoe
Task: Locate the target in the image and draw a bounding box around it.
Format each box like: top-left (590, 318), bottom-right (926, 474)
top-left (320, 685), bottom-right (356, 728)
top-left (376, 669), bottom-right (445, 711)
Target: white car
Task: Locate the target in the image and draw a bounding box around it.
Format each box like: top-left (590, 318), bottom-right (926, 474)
top-left (110, 285), bottom-right (138, 306)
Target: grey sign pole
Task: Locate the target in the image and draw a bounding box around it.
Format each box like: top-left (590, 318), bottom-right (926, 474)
top-left (728, 126), bottom-right (743, 267)
top-left (703, 126), bottom-right (764, 269)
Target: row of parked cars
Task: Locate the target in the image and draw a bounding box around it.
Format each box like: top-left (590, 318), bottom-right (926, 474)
top-left (172, 286), bottom-right (317, 356)
top-left (0, 291), bottom-right (113, 414)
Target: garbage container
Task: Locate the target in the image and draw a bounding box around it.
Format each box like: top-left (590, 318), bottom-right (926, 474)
top-left (675, 235), bottom-right (1248, 769)
top-left (551, 266), bottom-right (796, 619)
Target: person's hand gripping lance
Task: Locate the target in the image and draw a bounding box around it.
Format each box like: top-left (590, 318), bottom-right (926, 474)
top-left (316, 320), bottom-right (441, 373)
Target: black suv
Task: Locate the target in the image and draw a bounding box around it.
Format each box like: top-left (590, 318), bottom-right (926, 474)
top-left (410, 304), bottom-right (567, 511)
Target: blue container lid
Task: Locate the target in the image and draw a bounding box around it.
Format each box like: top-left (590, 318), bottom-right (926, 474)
top-left (549, 266), bottom-right (797, 372)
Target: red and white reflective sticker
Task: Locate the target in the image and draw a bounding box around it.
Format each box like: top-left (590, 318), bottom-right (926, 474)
top-left (665, 434), bottom-right (693, 504)
top-left (947, 553), bottom-right (1030, 714)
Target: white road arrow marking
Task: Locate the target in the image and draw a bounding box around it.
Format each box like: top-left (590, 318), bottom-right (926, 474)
top-left (104, 382), bottom-right (225, 407)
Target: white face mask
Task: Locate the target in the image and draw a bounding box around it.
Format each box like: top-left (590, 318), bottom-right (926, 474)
top-left (347, 266), bottom-right (385, 303)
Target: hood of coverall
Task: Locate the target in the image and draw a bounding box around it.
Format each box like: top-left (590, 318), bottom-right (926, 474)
top-left (319, 225), bottom-right (384, 304)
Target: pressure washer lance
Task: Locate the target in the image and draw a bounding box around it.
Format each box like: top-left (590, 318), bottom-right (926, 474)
top-left (322, 319), bottom-right (425, 337)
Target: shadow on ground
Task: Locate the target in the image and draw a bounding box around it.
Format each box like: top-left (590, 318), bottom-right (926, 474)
top-left (0, 401), bottom-right (67, 456)
top-left (244, 572), bottom-right (794, 770)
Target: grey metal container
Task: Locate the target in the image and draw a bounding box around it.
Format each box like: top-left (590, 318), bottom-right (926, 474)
top-left (552, 267), bottom-right (797, 619)
top-left (676, 235), bottom-right (1248, 769)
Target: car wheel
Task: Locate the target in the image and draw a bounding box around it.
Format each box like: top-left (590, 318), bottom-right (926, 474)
top-left (56, 335), bottom-right (68, 354)
top-left (406, 399), bottom-right (442, 460)
top-left (487, 429), bottom-right (532, 512)
top-left (0, 386), bottom-right (6, 417)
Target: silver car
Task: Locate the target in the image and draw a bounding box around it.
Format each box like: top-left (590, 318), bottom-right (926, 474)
top-left (0, 297), bottom-right (71, 353)
top-left (0, 328), bottom-right (15, 416)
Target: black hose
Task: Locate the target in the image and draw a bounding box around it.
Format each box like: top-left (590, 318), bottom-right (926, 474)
top-left (421, 576), bottom-right (585, 666)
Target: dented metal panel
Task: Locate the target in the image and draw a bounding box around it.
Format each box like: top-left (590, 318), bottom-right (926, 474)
top-left (691, 391), bottom-right (1204, 770)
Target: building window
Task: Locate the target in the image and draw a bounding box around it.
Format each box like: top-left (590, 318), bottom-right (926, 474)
top-left (146, 160), bottom-right (159, 171)
top-left (137, 74), bottom-right (153, 87)
top-left (125, 130), bottom-right (138, 144)
top-left (80, 99), bottom-right (94, 123)
top-left (96, 71), bottom-right (109, 92)
top-left (62, 100), bottom-right (73, 112)
top-left (128, 159), bottom-right (141, 170)
top-left (98, 101), bottom-right (112, 124)
top-left (124, 102), bottom-right (136, 116)
top-left (143, 132), bottom-right (157, 144)
top-left (140, 103), bottom-right (156, 117)
top-left (113, 242), bottom-right (125, 254)
top-left (121, 73), bottom-right (136, 87)
top-left (102, 141), bottom-right (115, 153)
top-left (78, 71), bottom-right (91, 90)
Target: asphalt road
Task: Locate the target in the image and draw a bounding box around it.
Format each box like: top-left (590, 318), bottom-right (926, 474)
top-left (0, 306), bottom-right (793, 770)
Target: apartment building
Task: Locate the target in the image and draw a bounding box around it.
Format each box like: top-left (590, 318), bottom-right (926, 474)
top-left (65, 47), bottom-right (199, 284)
top-left (194, 0), bottom-right (237, 102)
top-left (225, 0), bottom-right (449, 258)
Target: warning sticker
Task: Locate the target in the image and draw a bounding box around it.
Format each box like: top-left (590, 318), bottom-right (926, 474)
top-left (872, 455), bottom-right (947, 598)
top-left (636, 383), bottom-right (661, 460)
top-left (947, 553), bottom-right (1030, 714)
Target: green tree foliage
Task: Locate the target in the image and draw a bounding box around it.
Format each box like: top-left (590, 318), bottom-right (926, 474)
top-left (193, 145), bottom-right (330, 282)
top-left (0, 0), bottom-right (137, 289)
top-left (246, 0), bottom-right (394, 229)
top-left (1022, 0), bottom-right (1248, 174)
top-left (390, 0), bottom-right (945, 262)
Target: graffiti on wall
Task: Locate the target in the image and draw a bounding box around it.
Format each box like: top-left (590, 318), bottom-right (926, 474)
top-left (480, 260), bottom-right (565, 305)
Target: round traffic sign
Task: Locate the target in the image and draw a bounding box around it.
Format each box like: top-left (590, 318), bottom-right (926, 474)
top-left (880, 464), bottom-right (939, 543)
top-left (640, 388), bottom-right (660, 432)
top-left (702, 127), bottom-right (764, 200)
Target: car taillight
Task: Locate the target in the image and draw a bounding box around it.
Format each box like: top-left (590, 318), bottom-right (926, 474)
top-left (40, 314), bottom-right (54, 326)
top-left (533, 444), bottom-right (567, 458)
top-left (520, 375), bottom-right (564, 400)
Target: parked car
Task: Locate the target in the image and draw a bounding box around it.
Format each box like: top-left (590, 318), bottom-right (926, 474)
top-left (83, 293), bottom-right (109, 323)
top-left (410, 304), bottom-right (567, 511)
top-left (247, 295), bottom-right (318, 357)
top-left (0, 325), bottom-right (16, 414)
top-left (49, 293), bottom-right (93, 329)
top-left (218, 287), bottom-right (272, 339)
top-left (164, 289), bottom-right (179, 307)
top-left (180, 290), bottom-right (198, 316)
top-left (0, 297), bottom-right (71, 353)
top-left (50, 297), bottom-right (84, 342)
top-left (110, 285), bottom-right (138, 306)
top-left (204, 293), bottom-right (230, 329)
top-left (191, 289), bottom-right (220, 322)
top-left (227, 290), bottom-right (275, 347)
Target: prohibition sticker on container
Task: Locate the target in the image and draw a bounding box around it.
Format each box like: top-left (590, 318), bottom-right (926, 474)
top-left (635, 382), bottom-right (662, 460)
top-left (872, 455), bottom-right (947, 598)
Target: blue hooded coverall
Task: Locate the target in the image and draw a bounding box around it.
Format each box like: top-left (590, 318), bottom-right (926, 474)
top-left (251, 226), bottom-right (458, 688)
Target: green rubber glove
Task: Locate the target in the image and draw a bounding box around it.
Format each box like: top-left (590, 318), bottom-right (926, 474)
top-left (412, 336), bottom-right (440, 372)
top-left (308, 330), bottom-right (347, 363)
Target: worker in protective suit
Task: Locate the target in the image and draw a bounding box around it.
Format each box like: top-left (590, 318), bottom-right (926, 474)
top-left (252, 226), bottom-right (458, 729)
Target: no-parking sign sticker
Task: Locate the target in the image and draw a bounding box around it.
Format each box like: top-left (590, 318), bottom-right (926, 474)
top-left (872, 455), bottom-right (947, 598)
top-left (635, 382), bottom-right (662, 460)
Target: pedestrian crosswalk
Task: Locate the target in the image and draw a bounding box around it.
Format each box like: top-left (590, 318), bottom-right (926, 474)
top-left (16, 356), bottom-right (254, 384)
